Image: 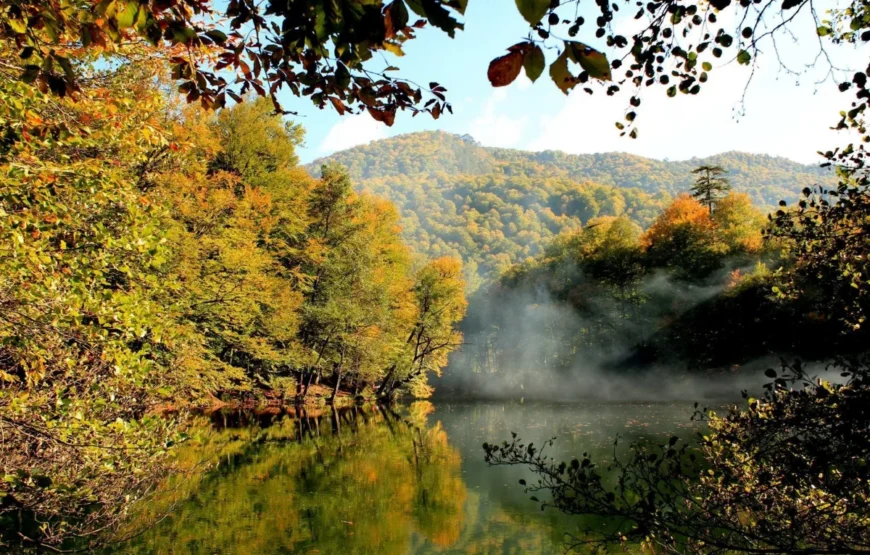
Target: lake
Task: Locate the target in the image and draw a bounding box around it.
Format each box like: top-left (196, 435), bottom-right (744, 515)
top-left (109, 401), bottom-right (709, 554)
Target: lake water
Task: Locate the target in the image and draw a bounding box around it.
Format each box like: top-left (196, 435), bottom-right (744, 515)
top-left (110, 401), bottom-right (708, 554)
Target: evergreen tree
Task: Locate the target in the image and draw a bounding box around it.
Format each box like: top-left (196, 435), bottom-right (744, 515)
top-left (691, 165), bottom-right (732, 214)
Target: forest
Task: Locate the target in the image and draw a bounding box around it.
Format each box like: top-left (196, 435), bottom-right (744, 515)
top-left (0, 59), bottom-right (467, 548)
top-left (2, 0), bottom-right (870, 552)
top-left (451, 190), bottom-right (869, 395)
top-left (312, 132), bottom-right (833, 282)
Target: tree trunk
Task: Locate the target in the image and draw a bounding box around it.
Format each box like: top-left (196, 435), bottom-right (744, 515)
top-left (377, 364), bottom-right (397, 397)
top-left (303, 369), bottom-right (316, 397)
top-left (330, 369), bottom-right (342, 404)
top-left (295, 370), bottom-right (305, 404)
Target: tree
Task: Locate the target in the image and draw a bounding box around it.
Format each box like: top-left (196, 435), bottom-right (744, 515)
top-left (0, 47), bottom-right (182, 550)
top-left (642, 194), bottom-right (719, 280)
top-left (208, 97), bottom-right (305, 187)
top-left (768, 180), bottom-right (870, 332)
top-left (711, 192), bottom-right (765, 254)
top-left (379, 257), bottom-right (467, 400)
top-left (691, 166), bottom-right (732, 214)
top-left (155, 101), bottom-right (310, 398)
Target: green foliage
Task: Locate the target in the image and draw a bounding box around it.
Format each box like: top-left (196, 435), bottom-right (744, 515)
top-left (379, 257), bottom-right (467, 399)
top-left (155, 99), bottom-right (311, 396)
top-left (454, 193), bottom-right (784, 383)
top-left (314, 133), bottom-right (833, 206)
top-left (0, 67), bottom-right (466, 552)
top-left (311, 132), bottom-right (833, 281)
top-left (0, 49), bottom-right (182, 549)
top-left (690, 165), bottom-right (732, 214)
top-left (768, 179), bottom-right (870, 332)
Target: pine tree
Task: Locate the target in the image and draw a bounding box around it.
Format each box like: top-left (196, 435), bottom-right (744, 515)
top-left (691, 165), bottom-right (732, 214)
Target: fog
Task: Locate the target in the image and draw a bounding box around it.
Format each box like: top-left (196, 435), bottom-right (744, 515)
top-left (437, 261), bottom-right (832, 403)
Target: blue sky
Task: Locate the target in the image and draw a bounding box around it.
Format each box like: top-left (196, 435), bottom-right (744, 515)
top-left (282, 0), bottom-right (865, 165)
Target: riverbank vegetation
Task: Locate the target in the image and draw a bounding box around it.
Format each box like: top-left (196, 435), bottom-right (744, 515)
top-left (3, 0), bottom-right (870, 551)
top-left (453, 185), bottom-right (868, 392)
top-left (0, 50), bottom-right (465, 550)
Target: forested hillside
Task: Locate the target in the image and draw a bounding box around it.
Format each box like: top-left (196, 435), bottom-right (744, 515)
top-left (453, 192), bottom-right (869, 394)
top-left (309, 132), bottom-right (833, 281)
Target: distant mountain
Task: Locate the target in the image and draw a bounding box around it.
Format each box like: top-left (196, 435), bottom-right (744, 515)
top-left (308, 131), bottom-right (834, 282)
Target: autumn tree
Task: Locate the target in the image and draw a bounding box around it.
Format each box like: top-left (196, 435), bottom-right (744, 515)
top-left (711, 192), bottom-right (765, 255)
top-left (315, 194), bottom-right (416, 403)
top-left (642, 194), bottom-right (719, 279)
top-left (379, 257), bottom-right (467, 400)
top-left (153, 100), bottom-right (311, 398)
top-left (691, 165), bottom-right (732, 214)
top-left (538, 216), bottom-right (646, 327)
top-left (582, 217), bottom-right (646, 326)
top-left (295, 164), bottom-right (364, 401)
top-left (0, 48), bottom-right (182, 549)
top-left (208, 97), bottom-right (305, 189)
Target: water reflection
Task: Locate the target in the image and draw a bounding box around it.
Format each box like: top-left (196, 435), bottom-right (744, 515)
top-left (111, 401), bottom-right (702, 554)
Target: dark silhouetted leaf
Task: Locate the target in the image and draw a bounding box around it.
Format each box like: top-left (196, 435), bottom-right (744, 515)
top-left (523, 45), bottom-right (545, 82)
top-left (515, 0), bottom-right (550, 25)
top-left (488, 50), bottom-right (524, 87)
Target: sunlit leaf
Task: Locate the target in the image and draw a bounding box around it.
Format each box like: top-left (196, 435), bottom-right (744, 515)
top-left (568, 42), bottom-right (611, 81)
top-left (117, 1), bottom-right (139, 29)
top-left (549, 50), bottom-right (575, 95)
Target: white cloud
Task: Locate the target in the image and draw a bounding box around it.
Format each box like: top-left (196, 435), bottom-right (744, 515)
top-left (515, 74), bottom-right (533, 91)
top-left (318, 114), bottom-right (388, 154)
top-left (468, 88), bottom-right (529, 148)
top-left (520, 4), bottom-right (859, 163)
top-left (525, 58), bottom-right (850, 164)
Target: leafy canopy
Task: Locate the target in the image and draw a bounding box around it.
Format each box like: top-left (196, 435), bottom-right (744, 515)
top-left (5, 0), bottom-right (865, 143)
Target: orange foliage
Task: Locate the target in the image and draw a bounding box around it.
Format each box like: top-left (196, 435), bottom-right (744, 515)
top-left (641, 194), bottom-right (713, 249)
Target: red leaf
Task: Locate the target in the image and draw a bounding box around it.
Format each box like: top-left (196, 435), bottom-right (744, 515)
top-left (329, 96), bottom-right (347, 115)
top-left (487, 51), bottom-right (524, 87)
top-left (367, 107), bottom-right (396, 126)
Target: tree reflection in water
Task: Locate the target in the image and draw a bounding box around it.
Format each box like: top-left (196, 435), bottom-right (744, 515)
top-left (110, 403), bottom-right (468, 554)
top-left (109, 401), bottom-right (700, 554)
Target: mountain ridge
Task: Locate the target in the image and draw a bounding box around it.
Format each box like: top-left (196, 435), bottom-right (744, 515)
top-left (307, 131), bottom-right (831, 204)
top-left (306, 131), bottom-right (835, 281)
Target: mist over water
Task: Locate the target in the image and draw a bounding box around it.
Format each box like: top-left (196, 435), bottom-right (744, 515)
top-left (437, 357), bottom-right (776, 403)
top-left (438, 260), bottom-right (827, 403)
